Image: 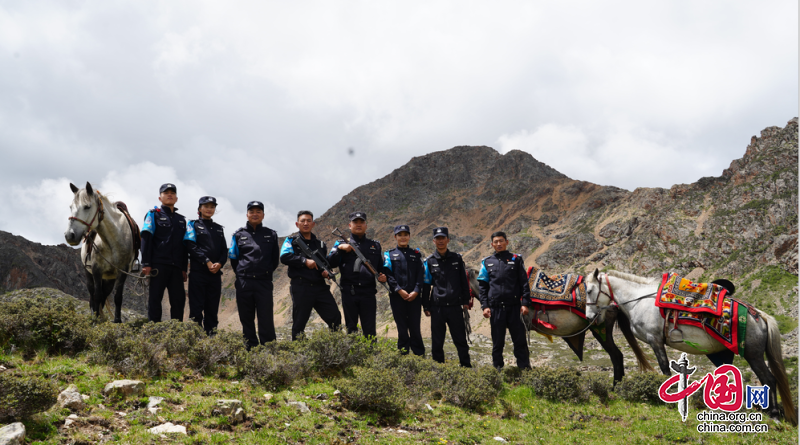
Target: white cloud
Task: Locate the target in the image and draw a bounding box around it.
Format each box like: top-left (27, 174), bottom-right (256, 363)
top-left (0, 162), bottom-right (297, 246)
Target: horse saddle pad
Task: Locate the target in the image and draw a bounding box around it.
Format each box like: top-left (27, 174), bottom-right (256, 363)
top-left (655, 272), bottom-right (728, 316)
top-left (661, 298), bottom-right (748, 356)
top-left (528, 269), bottom-right (586, 312)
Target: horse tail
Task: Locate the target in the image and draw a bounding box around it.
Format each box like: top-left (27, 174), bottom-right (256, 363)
top-left (761, 310), bottom-right (797, 426)
top-left (617, 312), bottom-right (654, 372)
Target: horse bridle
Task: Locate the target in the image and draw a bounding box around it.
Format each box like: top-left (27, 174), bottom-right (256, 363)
top-left (586, 272), bottom-right (656, 308)
top-left (68, 191), bottom-right (105, 238)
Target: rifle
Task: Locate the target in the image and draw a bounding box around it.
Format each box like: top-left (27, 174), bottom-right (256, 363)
top-left (293, 235), bottom-right (341, 290)
top-left (331, 227), bottom-right (392, 294)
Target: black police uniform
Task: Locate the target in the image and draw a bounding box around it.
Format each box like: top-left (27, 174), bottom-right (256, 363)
top-left (422, 227), bottom-right (471, 367)
top-left (183, 196), bottom-right (227, 335)
top-left (382, 225), bottom-right (425, 356)
top-left (477, 250), bottom-right (531, 369)
top-left (280, 232), bottom-right (342, 340)
top-left (326, 212), bottom-right (385, 337)
top-left (228, 201), bottom-right (279, 348)
top-left (140, 183), bottom-right (188, 322)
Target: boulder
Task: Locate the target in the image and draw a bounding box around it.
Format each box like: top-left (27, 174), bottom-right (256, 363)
top-left (57, 385), bottom-right (85, 411)
top-left (286, 401), bottom-right (310, 414)
top-left (0, 422), bottom-right (25, 445)
top-left (148, 422), bottom-right (186, 435)
top-left (214, 399), bottom-right (242, 416)
top-left (102, 380), bottom-right (145, 398)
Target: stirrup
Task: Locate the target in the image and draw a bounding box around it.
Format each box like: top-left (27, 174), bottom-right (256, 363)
top-left (666, 310), bottom-right (684, 342)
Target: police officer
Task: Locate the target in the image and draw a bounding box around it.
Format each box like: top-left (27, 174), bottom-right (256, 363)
top-left (183, 196), bottom-right (227, 335)
top-left (422, 227), bottom-right (471, 367)
top-left (383, 225), bottom-right (425, 356)
top-left (228, 201), bottom-right (279, 348)
top-left (141, 183), bottom-right (188, 322)
top-left (280, 210), bottom-right (342, 340)
top-left (327, 211), bottom-right (387, 338)
top-left (477, 231), bottom-right (531, 370)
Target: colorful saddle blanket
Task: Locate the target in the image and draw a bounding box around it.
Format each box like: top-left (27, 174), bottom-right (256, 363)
top-left (527, 267), bottom-right (587, 318)
top-left (660, 298), bottom-right (749, 356)
top-left (655, 273), bottom-right (728, 316)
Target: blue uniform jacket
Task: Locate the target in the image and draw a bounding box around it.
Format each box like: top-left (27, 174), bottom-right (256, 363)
top-left (421, 250), bottom-right (470, 310)
top-left (383, 246), bottom-right (424, 295)
top-left (227, 222), bottom-right (279, 279)
top-left (327, 234), bottom-right (385, 289)
top-left (477, 251), bottom-right (531, 309)
top-left (280, 233), bottom-right (329, 284)
top-left (140, 205), bottom-right (188, 271)
top-left (183, 218), bottom-right (227, 275)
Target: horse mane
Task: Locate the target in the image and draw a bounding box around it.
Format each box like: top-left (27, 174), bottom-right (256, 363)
top-left (606, 270), bottom-right (659, 285)
top-left (76, 188), bottom-right (112, 206)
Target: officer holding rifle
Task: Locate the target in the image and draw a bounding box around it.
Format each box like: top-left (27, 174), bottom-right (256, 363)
top-left (280, 210), bottom-right (342, 340)
top-left (327, 211), bottom-right (388, 338)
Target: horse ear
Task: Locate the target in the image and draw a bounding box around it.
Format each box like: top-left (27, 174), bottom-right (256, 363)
top-left (85, 182), bottom-right (93, 195)
top-left (70, 183), bottom-right (79, 194)
top-left (593, 268), bottom-right (600, 282)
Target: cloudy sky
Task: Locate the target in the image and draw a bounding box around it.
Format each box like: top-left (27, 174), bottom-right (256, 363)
top-left (1, 1), bottom-right (797, 247)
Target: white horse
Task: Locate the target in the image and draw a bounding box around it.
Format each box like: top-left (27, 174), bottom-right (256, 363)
top-left (584, 269), bottom-right (796, 424)
top-left (64, 182), bottom-right (140, 323)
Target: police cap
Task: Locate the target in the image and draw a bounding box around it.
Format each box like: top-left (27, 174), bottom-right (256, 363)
top-left (159, 183), bottom-right (177, 194)
top-left (394, 225), bottom-right (410, 235)
top-left (349, 211), bottom-right (367, 221)
top-left (432, 227), bottom-right (449, 238)
top-left (247, 201), bottom-right (265, 211)
top-left (198, 196), bottom-right (217, 207)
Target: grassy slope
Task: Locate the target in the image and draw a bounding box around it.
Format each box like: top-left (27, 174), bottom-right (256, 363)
top-left (2, 352), bottom-right (796, 445)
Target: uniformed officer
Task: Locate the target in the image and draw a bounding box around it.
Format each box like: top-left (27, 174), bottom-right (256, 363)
top-left (327, 211), bottom-right (387, 338)
top-left (422, 227), bottom-right (471, 367)
top-left (477, 231), bottom-right (531, 370)
top-left (228, 201), bottom-right (279, 348)
top-left (183, 196), bottom-right (227, 335)
top-left (141, 183), bottom-right (188, 322)
top-left (383, 225), bottom-right (425, 356)
top-left (280, 210), bottom-right (342, 340)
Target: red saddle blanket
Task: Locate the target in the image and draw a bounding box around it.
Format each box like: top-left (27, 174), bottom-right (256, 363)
top-left (655, 273), bottom-right (728, 316)
top-left (659, 298), bottom-right (748, 356)
top-left (527, 267), bottom-right (587, 319)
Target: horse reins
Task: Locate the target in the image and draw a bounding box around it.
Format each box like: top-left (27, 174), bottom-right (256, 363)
top-left (586, 273), bottom-right (656, 309)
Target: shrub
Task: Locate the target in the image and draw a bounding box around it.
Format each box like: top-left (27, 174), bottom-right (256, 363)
top-left (240, 347), bottom-right (307, 390)
top-left (475, 366), bottom-right (503, 391)
top-left (522, 366), bottom-right (586, 403)
top-left (614, 372), bottom-right (666, 405)
top-left (138, 320), bottom-right (206, 368)
top-left (581, 373), bottom-right (612, 404)
top-left (502, 366), bottom-right (524, 384)
top-left (337, 367), bottom-right (407, 416)
top-left (418, 363), bottom-right (499, 409)
top-left (300, 329), bottom-right (372, 373)
top-left (0, 295), bottom-right (92, 357)
top-left (0, 372), bottom-right (58, 420)
top-left (189, 331), bottom-right (246, 375)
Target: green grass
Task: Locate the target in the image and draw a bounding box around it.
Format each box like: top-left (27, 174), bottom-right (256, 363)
top-left (0, 352), bottom-right (797, 444)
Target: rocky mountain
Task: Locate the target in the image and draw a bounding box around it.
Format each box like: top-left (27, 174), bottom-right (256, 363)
top-left (2, 119), bottom-right (797, 343)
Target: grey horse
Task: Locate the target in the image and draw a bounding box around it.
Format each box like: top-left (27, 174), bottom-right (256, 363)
top-left (64, 182), bottom-right (139, 323)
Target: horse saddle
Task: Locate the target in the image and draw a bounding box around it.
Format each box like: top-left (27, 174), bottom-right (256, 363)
top-left (655, 272), bottom-right (727, 316)
top-left (528, 267), bottom-right (585, 307)
top-left (115, 201), bottom-right (141, 252)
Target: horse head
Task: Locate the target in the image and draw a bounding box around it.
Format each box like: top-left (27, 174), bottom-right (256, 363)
top-left (64, 181), bottom-right (101, 245)
top-left (583, 268), bottom-right (610, 321)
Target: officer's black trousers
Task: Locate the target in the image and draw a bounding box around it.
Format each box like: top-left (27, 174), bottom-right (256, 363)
top-left (342, 286), bottom-right (376, 338)
top-left (490, 305), bottom-right (530, 369)
top-left (390, 293), bottom-right (424, 356)
top-left (188, 271), bottom-right (221, 335)
top-left (430, 306), bottom-right (471, 367)
top-left (148, 264), bottom-right (185, 322)
top-left (235, 277), bottom-right (275, 348)
top-left (290, 280), bottom-right (342, 340)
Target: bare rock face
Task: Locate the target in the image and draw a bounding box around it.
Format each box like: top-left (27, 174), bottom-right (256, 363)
top-left (102, 380), bottom-right (145, 398)
top-left (57, 385), bottom-right (85, 411)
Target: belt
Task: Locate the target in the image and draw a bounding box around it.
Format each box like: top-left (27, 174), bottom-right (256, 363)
top-left (490, 302), bottom-right (521, 308)
top-left (237, 271), bottom-right (271, 279)
top-left (291, 278), bottom-right (326, 287)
